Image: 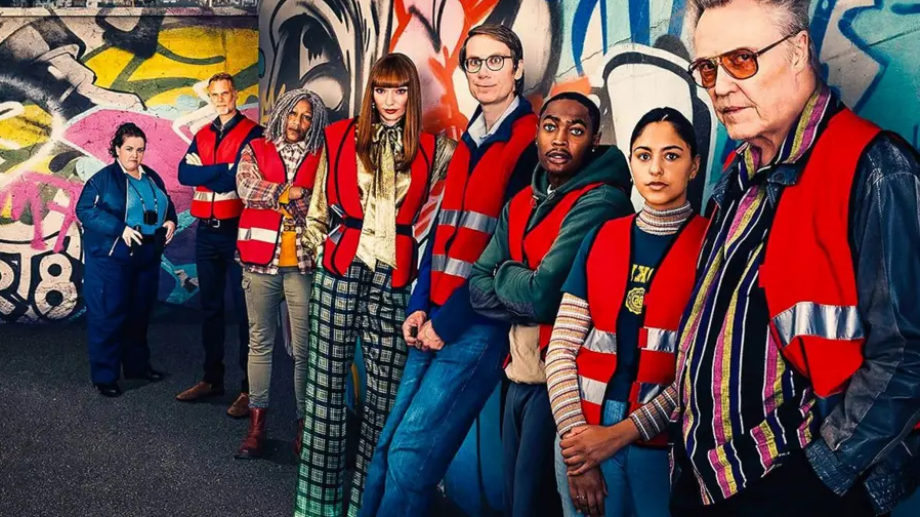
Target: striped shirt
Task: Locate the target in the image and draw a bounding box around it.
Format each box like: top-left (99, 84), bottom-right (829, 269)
top-left (673, 86), bottom-right (836, 504)
top-left (546, 204), bottom-right (691, 437)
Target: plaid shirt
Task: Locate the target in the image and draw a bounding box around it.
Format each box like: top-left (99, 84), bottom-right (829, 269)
top-left (236, 139), bottom-right (313, 275)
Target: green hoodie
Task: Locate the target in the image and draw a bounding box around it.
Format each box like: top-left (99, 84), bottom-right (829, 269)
top-left (469, 145), bottom-right (634, 324)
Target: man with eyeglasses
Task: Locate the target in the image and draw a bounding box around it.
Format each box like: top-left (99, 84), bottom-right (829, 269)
top-left (665, 0), bottom-right (920, 515)
top-left (360, 24), bottom-right (540, 517)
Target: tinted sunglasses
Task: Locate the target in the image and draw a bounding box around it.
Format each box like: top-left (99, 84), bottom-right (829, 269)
top-left (688, 33), bottom-right (796, 89)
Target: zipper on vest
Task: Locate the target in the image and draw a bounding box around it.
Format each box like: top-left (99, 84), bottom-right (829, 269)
top-left (208, 130), bottom-right (221, 219)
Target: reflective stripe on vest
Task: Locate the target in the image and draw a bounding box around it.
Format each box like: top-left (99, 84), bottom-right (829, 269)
top-left (772, 302), bottom-right (864, 347)
top-left (238, 227), bottom-right (279, 244)
top-left (579, 375), bottom-right (607, 408)
top-left (193, 190), bottom-right (240, 202)
top-left (576, 215), bottom-right (707, 443)
top-left (760, 108), bottom-right (881, 399)
top-left (429, 113), bottom-right (537, 305)
top-left (644, 327), bottom-right (679, 354)
top-left (190, 116), bottom-right (258, 220)
top-left (583, 328), bottom-right (617, 354)
top-left (436, 209), bottom-right (499, 234)
top-left (431, 255), bottom-right (474, 278)
top-left (236, 138), bottom-right (320, 266)
top-left (503, 181), bottom-right (606, 367)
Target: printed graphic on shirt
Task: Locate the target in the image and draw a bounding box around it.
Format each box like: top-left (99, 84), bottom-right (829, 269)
top-left (625, 264), bottom-right (655, 315)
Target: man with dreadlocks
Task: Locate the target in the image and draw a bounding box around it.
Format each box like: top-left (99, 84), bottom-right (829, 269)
top-left (176, 73), bottom-right (263, 416)
top-left (233, 88), bottom-right (329, 460)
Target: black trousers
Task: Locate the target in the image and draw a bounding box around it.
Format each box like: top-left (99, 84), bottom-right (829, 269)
top-left (195, 222), bottom-right (249, 392)
top-left (503, 382), bottom-right (563, 517)
top-left (670, 451), bottom-right (883, 517)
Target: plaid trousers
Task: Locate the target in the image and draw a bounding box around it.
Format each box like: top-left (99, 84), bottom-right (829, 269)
top-left (294, 261), bottom-right (410, 517)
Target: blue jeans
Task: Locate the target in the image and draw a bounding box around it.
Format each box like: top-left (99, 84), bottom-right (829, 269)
top-left (554, 400), bottom-right (671, 517)
top-left (504, 382), bottom-right (563, 517)
top-left (360, 322), bottom-right (509, 517)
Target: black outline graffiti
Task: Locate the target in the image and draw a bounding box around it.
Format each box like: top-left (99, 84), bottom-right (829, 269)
top-left (598, 50), bottom-right (715, 213)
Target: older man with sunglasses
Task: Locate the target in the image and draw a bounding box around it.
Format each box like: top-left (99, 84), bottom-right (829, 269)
top-left (660, 0), bottom-right (920, 515)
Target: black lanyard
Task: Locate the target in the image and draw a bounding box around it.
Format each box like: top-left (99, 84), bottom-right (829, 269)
top-left (126, 172), bottom-right (160, 219)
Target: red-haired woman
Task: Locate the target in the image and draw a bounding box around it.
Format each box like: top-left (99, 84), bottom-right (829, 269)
top-left (295, 53), bottom-right (455, 517)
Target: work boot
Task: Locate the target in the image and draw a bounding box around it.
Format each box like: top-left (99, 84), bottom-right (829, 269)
top-left (175, 381), bottom-right (224, 402)
top-left (227, 393), bottom-right (250, 419)
top-left (235, 408), bottom-right (267, 460)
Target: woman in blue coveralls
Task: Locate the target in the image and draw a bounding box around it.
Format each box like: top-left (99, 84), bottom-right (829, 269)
top-left (76, 122), bottom-right (177, 397)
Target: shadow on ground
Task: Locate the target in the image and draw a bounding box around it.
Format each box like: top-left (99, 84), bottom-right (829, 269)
top-left (0, 307), bottom-right (466, 517)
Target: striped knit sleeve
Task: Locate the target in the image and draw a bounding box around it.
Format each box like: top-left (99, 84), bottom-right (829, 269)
top-left (545, 293), bottom-right (592, 436)
top-left (628, 383), bottom-right (678, 442)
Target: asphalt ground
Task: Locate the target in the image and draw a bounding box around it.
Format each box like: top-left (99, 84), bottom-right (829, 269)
top-left (0, 310), bottom-right (465, 517)
top-left (4, 313), bottom-right (918, 517)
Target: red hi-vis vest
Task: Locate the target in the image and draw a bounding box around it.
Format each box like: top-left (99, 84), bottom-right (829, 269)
top-left (429, 114), bottom-right (537, 305)
top-left (236, 138), bottom-right (320, 266)
top-left (758, 108), bottom-right (881, 399)
top-left (577, 215), bottom-right (707, 445)
top-left (190, 116), bottom-right (259, 220)
top-left (507, 181), bottom-right (605, 359)
top-left (321, 118), bottom-right (435, 288)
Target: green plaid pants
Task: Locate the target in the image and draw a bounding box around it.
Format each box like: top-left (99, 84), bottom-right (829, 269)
top-left (294, 261), bottom-right (410, 517)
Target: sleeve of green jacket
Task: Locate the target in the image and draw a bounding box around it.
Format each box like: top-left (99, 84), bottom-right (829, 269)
top-left (469, 186), bottom-right (633, 323)
top-left (468, 203), bottom-right (514, 321)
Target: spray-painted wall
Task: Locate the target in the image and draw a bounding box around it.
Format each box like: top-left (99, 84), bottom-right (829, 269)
top-left (258, 0), bottom-right (920, 213)
top-left (0, 7), bottom-right (258, 323)
top-left (259, 1), bottom-right (920, 515)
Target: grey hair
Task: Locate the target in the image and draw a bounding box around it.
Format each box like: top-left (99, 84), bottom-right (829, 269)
top-left (266, 88), bottom-right (328, 153)
top-left (689, 0), bottom-right (819, 71)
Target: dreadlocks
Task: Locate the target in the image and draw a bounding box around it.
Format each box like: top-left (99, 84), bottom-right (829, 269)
top-left (265, 88), bottom-right (328, 154)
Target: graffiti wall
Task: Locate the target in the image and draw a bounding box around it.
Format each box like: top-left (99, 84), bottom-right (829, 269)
top-left (0, 7), bottom-right (258, 323)
top-left (259, 0), bottom-right (920, 514)
top-left (259, 0), bottom-right (920, 207)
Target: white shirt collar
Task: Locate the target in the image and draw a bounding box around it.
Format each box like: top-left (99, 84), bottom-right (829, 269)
top-left (117, 160), bottom-right (146, 176)
top-left (467, 96), bottom-right (520, 147)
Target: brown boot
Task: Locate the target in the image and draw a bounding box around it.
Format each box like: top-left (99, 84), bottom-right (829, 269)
top-left (234, 408), bottom-right (267, 460)
top-left (227, 393), bottom-right (250, 419)
top-left (175, 381), bottom-right (224, 402)
top-left (293, 418), bottom-right (304, 456)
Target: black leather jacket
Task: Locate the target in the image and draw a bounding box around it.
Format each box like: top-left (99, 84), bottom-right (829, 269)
top-left (802, 132), bottom-right (920, 514)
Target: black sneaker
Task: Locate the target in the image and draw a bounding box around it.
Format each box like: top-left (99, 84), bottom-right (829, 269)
top-left (95, 383), bottom-right (123, 398)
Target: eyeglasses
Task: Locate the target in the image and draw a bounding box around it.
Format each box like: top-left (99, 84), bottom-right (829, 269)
top-left (463, 55), bottom-right (514, 74)
top-left (688, 33), bottom-right (796, 89)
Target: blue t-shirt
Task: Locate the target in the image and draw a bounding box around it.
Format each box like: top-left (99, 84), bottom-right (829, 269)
top-left (125, 168), bottom-right (168, 235)
top-left (562, 221), bottom-right (675, 402)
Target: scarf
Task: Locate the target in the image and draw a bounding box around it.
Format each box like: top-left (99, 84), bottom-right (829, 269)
top-left (368, 122), bottom-right (404, 267)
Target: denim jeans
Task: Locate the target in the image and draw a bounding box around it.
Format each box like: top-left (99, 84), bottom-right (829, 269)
top-left (360, 322), bottom-right (509, 517)
top-left (242, 267), bottom-right (311, 417)
top-left (504, 382), bottom-right (563, 517)
top-left (554, 400), bottom-right (671, 517)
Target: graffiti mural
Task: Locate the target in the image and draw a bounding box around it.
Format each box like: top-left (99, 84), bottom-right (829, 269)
top-left (259, 0), bottom-right (920, 515)
top-left (259, 0), bottom-right (920, 204)
top-left (0, 7), bottom-right (258, 323)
